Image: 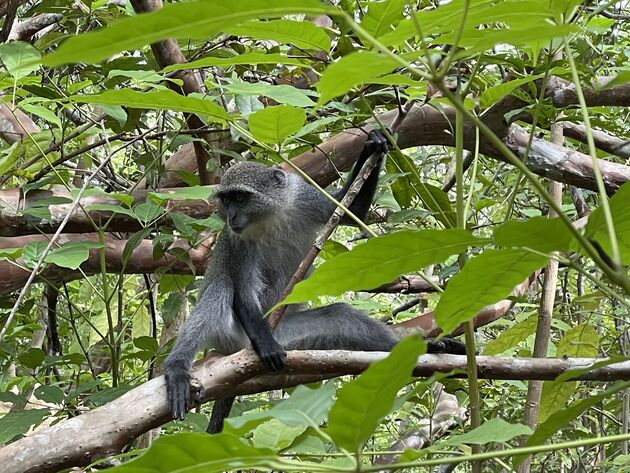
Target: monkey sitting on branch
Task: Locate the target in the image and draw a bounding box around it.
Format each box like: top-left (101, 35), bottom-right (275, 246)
top-left (163, 129), bottom-right (466, 433)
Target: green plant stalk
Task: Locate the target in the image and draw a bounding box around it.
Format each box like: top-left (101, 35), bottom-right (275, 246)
top-left (98, 228), bottom-right (118, 387)
top-left (563, 39), bottom-right (621, 266)
top-left (343, 16), bottom-right (630, 293)
top-left (456, 107), bottom-right (482, 470)
top-left (360, 433), bottom-right (630, 471)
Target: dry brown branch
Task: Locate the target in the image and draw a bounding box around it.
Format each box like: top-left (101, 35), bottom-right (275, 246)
top-left (0, 233), bottom-right (213, 294)
top-left (1, 349), bottom-right (629, 473)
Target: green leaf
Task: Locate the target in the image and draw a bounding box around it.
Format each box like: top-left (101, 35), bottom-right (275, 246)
top-left (70, 89), bottom-right (230, 124)
top-left (0, 41), bottom-right (40, 79)
top-left (44, 241), bottom-right (104, 270)
top-left (362, 0), bottom-right (408, 38)
top-left (539, 325), bottom-right (599, 422)
top-left (109, 432), bottom-right (292, 472)
top-left (226, 19), bottom-right (331, 51)
top-left (84, 203), bottom-right (136, 218)
top-left (316, 51), bottom-right (399, 105)
top-left (252, 419), bottom-right (306, 450)
top-left (43, 0), bottom-right (333, 66)
top-left (494, 217), bottom-right (574, 253)
top-left (17, 347), bottom-right (46, 369)
top-left (248, 105), bottom-right (306, 144)
top-left (515, 381), bottom-right (630, 468)
top-left (162, 52), bottom-right (307, 73)
top-left (284, 230), bottom-right (480, 304)
top-left (327, 335), bottom-right (426, 453)
top-left (442, 418), bottom-right (532, 445)
top-left (133, 202), bottom-right (164, 224)
top-left (20, 102), bottom-right (63, 128)
top-left (149, 186), bottom-right (214, 203)
top-left (435, 249), bottom-right (547, 334)
top-left (133, 336), bottom-right (159, 354)
top-left (34, 385), bottom-right (65, 404)
top-left (0, 409), bottom-right (49, 443)
top-left (228, 382), bottom-right (336, 430)
top-left (479, 73), bottom-right (545, 109)
top-left (218, 82), bottom-right (316, 108)
top-left (483, 315), bottom-right (537, 356)
top-left (585, 182), bottom-right (630, 265)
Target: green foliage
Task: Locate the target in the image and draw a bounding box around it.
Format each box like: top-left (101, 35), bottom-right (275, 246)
top-left (435, 249), bottom-right (548, 333)
top-left (327, 335), bottom-right (426, 452)
top-left (0, 0), bottom-right (628, 471)
top-left (284, 229), bottom-right (481, 304)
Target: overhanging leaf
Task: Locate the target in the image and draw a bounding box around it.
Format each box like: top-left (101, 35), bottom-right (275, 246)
top-left (43, 0), bottom-right (333, 66)
top-left (44, 241), bottom-right (104, 270)
top-left (435, 249), bottom-right (547, 333)
top-left (248, 105), bottom-right (306, 144)
top-left (316, 51), bottom-right (399, 105)
top-left (226, 19), bottom-right (331, 51)
top-left (283, 229), bottom-right (481, 304)
top-left (70, 90), bottom-right (230, 124)
top-left (327, 335), bottom-right (426, 452)
top-left (0, 409), bottom-right (49, 444)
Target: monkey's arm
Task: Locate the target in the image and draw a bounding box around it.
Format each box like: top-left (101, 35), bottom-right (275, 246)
top-left (164, 270), bottom-right (234, 420)
top-left (233, 290), bottom-right (287, 371)
top-left (332, 129), bottom-right (390, 223)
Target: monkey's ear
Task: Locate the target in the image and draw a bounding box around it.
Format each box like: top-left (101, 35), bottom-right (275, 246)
top-left (272, 169), bottom-right (287, 186)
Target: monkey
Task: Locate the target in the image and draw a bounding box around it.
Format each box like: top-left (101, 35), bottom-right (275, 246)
top-left (163, 129), bottom-right (466, 432)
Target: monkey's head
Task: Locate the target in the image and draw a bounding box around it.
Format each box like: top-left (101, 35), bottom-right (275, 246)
top-left (216, 162), bottom-right (290, 238)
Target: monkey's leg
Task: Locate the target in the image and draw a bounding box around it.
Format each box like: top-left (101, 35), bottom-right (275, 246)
top-left (207, 397), bottom-right (235, 434)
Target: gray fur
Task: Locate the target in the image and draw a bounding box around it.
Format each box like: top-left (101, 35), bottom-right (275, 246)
top-left (164, 162), bottom-right (391, 374)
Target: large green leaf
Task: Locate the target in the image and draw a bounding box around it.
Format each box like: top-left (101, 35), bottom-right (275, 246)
top-left (226, 19), bottom-right (331, 51)
top-left (585, 182), bottom-right (630, 265)
top-left (316, 51), bottom-right (400, 105)
top-left (283, 229), bottom-right (481, 304)
top-left (442, 418), bottom-right (532, 445)
top-left (483, 314), bottom-right (537, 356)
top-left (434, 249), bottom-right (547, 334)
top-left (43, 0), bottom-right (333, 66)
top-left (494, 216), bottom-right (574, 253)
top-left (228, 382), bottom-right (336, 430)
top-left (0, 41), bottom-right (40, 79)
top-left (248, 105), bottom-right (306, 144)
top-left (380, 0), bottom-right (574, 48)
top-left (162, 52), bottom-right (307, 73)
top-left (70, 89), bottom-right (230, 124)
top-left (109, 432), bottom-right (284, 472)
top-left (361, 0), bottom-right (408, 38)
top-left (327, 335), bottom-right (426, 453)
top-left (217, 82), bottom-right (316, 108)
top-left (539, 325), bottom-right (599, 422)
top-left (44, 241), bottom-right (104, 270)
top-left (0, 409), bottom-right (49, 443)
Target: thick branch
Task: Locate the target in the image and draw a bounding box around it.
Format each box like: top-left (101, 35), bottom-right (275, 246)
top-left (0, 234), bottom-right (213, 294)
top-left (1, 349), bottom-right (629, 473)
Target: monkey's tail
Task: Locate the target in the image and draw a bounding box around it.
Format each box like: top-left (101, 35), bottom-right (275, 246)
top-left (207, 397), bottom-right (235, 434)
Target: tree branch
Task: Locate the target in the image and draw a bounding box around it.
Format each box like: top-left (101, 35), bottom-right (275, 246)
top-left (1, 349), bottom-right (629, 473)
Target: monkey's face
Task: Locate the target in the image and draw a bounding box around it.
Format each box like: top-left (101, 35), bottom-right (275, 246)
top-left (216, 164), bottom-right (288, 238)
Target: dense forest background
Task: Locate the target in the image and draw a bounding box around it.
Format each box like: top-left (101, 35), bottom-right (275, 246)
top-left (0, 0), bottom-right (628, 472)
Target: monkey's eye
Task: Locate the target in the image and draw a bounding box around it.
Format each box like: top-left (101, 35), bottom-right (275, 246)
top-left (235, 191), bottom-right (245, 202)
top-left (221, 196), bottom-right (230, 205)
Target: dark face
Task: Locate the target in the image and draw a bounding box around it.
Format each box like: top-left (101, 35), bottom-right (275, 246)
top-left (216, 188), bottom-right (271, 235)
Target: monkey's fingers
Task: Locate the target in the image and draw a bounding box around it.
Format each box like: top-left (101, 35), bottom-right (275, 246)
top-left (260, 347), bottom-right (287, 371)
top-left (166, 371), bottom-right (192, 420)
top-left (426, 337), bottom-right (467, 355)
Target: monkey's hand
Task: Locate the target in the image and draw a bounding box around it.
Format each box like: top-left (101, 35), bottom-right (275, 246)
top-left (165, 363), bottom-right (197, 420)
top-left (365, 128), bottom-right (392, 155)
top-left (255, 338), bottom-right (287, 371)
top-left (426, 337), bottom-right (467, 355)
